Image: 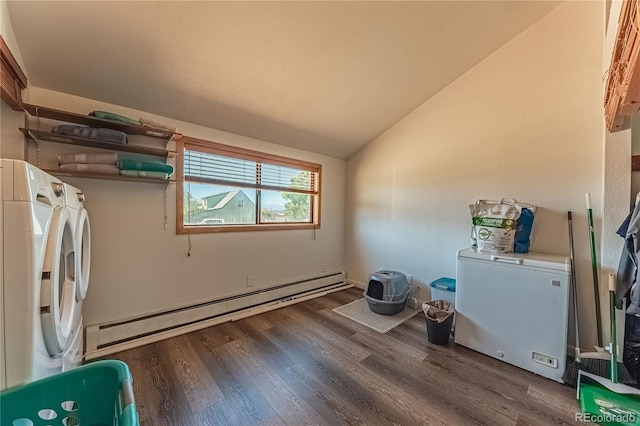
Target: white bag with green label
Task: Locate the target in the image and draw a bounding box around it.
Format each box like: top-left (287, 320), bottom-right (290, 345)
top-left (470, 200), bottom-right (521, 253)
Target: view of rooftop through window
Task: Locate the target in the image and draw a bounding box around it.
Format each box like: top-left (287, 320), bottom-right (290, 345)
top-left (183, 183), bottom-right (311, 226)
top-left (179, 139), bottom-right (319, 232)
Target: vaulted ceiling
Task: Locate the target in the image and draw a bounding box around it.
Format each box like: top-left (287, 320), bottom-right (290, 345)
top-left (7, 1), bottom-right (560, 159)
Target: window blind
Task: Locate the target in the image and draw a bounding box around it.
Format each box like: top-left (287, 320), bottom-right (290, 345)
top-left (184, 148), bottom-right (317, 195)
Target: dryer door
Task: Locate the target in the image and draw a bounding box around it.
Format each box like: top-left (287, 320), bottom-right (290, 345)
top-left (40, 206), bottom-right (77, 356)
top-left (74, 207), bottom-right (90, 301)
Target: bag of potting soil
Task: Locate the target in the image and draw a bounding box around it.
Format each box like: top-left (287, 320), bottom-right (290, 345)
top-left (469, 198), bottom-right (536, 253)
top-left (470, 200), bottom-right (521, 253)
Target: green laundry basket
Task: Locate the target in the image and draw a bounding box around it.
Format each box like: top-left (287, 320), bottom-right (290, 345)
top-left (0, 359), bottom-right (139, 426)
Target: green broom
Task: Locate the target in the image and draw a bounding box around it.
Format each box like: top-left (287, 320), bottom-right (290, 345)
top-left (579, 193), bottom-right (609, 375)
top-left (577, 274), bottom-right (640, 424)
top-left (577, 195), bottom-right (632, 380)
top-left (562, 210), bottom-right (622, 385)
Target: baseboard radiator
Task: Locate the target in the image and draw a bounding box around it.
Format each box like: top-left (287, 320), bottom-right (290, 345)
top-left (85, 271), bottom-right (349, 359)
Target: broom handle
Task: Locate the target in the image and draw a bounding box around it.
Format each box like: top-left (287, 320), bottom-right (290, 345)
top-left (568, 211), bottom-right (581, 356)
top-left (586, 193), bottom-right (603, 346)
top-left (609, 273), bottom-right (618, 383)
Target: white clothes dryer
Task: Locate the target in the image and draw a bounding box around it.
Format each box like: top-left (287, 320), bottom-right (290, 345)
top-left (61, 181), bottom-right (90, 370)
top-left (63, 182), bottom-right (90, 303)
top-left (1, 160), bottom-right (86, 390)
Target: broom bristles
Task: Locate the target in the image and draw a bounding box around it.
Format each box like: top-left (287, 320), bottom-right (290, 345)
top-left (563, 356), bottom-right (581, 386)
top-left (578, 358), bottom-right (635, 383)
top-left (562, 356), bottom-right (635, 387)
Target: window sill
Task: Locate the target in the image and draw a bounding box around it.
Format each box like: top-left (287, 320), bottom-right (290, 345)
top-left (177, 223), bottom-right (319, 234)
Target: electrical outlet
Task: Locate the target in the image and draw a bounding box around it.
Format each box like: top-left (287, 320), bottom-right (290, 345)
top-left (407, 286), bottom-right (420, 310)
top-left (246, 276), bottom-right (254, 287)
top-left (532, 351), bottom-right (558, 369)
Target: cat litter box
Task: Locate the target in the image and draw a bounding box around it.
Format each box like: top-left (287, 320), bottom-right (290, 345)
top-left (364, 270), bottom-right (410, 315)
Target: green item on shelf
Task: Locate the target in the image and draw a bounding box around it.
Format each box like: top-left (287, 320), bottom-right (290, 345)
top-left (89, 110), bottom-right (141, 125)
top-left (117, 159), bottom-right (174, 175)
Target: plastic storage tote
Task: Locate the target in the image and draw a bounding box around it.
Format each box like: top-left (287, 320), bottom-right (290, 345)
top-left (429, 277), bottom-right (456, 306)
top-left (0, 359), bottom-right (139, 426)
top-left (364, 270), bottom-right (410, 315)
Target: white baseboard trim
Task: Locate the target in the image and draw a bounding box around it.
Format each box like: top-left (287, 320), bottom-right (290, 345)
top-left (85, 272), bottom-right (350, 360)
top-left (347, 278), bottom-right (366, 289)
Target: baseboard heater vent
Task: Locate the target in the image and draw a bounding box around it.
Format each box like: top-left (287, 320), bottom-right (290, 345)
top-left (85, 271), bottom-right (349, 359)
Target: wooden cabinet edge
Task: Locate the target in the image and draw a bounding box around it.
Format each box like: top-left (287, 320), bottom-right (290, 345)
top-left (1, 35), bottom-right (27, 111)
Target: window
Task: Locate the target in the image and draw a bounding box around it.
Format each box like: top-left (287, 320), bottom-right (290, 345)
top-left (177, 137), bottom-right (321, 233)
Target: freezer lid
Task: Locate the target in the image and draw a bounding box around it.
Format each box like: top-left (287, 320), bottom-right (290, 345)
top-left (457, 247), bottom-right (570, 272)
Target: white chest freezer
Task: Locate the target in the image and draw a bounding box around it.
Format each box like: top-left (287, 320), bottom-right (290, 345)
top-left (454, 248), bottom-right (570, 383)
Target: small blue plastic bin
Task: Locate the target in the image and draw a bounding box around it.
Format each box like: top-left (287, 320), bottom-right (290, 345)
top-left (429, 277), bottom-right (456, 306)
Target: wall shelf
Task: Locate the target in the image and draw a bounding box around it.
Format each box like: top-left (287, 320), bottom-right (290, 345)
top-left (20, 128), bottom-right (176, 158)
top-left (20, 103), bottom-right (179, 185)
top-left (22, 103), bottom-right (181, 140)
top-left (43, 168), bottom-right (175, 184)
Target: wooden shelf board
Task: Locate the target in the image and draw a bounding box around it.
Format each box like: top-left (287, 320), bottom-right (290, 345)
top-left (23, 103), bottom-right (175, 139)
top-left (44, 169), bottom-right (175, 184)
top-left (21, 128), bottom-right (176, 158)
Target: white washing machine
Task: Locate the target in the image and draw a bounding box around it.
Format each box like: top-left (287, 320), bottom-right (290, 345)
top-left (1, 159), bottom-right (89, 390)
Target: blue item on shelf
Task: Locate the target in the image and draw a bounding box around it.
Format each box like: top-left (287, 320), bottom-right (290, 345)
top-left (89, 110), bottom-right (141, 125)
top-left (117, 159), bottom-right (174, 176)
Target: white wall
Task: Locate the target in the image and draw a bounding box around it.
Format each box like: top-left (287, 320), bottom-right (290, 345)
top-left (1, 101), bottom-right (26, 159)
top-left (15, 87), bottom-right (346, 326)
top-left (345, 2), bottom-right (605, 348)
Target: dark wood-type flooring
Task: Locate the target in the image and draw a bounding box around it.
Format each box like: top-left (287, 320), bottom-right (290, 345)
top-left (110, 287), bottom-right (578, 425)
